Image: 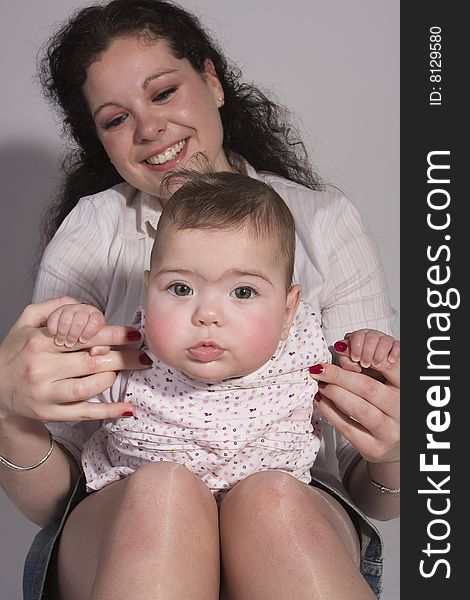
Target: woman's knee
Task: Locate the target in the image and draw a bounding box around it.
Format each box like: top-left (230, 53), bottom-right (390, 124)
top-left (56, 464), bottom-right (219, 599)
top-left (220, 470), bottom-right (314, 544)
top-left (220, 471), bottom-right (360, 563)
top-left (222, 470), bottom-right (311, 520)
top-left (120, 462), bottom-right (216, 518)
top-left (81, 463), bottom-right (217, 557)
top-left (106, 464), bottom-right (219, 569)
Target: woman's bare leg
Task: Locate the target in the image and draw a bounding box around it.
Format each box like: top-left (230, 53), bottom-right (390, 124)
top-left (220, 470), bottom-right (376, 600)
top-left (53, 462), bottom-right (219, 600)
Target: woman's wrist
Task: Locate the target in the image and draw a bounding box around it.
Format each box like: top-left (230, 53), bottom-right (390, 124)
top-left (0, 413), bottom-right (78, 526)
top-left (0, 411), bottom-right (42, 430)
top-left (0, 430), bottom-right (54, 472)
top-left (366, 460), bottom-right (400, 493)
top-left (0, 415), bottom-right (51, 456)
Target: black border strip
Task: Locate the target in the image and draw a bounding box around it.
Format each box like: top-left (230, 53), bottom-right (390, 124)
top-left (401, 2), bottom-right (465, 596)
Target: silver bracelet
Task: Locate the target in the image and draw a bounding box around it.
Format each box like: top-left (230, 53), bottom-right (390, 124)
top-left (367, 462), bottom-right (400, 495)
top-left (0, 430), bottom-right (54, 472)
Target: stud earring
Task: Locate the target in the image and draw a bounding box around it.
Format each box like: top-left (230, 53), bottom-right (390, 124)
top-left (218, 96), bottom-right (225, 106)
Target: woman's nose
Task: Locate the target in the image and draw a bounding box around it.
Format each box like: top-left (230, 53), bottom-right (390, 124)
top-left (134, 111), bottom-right (166, 143)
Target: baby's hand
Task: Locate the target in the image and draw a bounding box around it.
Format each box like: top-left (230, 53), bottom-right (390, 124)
top-left (47, 303), bottom-right (106, 348)
top-left (333, 329), bottom-right (400, 373)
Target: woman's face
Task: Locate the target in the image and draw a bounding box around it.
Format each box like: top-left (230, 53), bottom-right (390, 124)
top-left (83, 35), bottom-right (231, 199)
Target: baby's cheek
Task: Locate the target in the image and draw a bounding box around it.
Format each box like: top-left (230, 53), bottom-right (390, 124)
top-left (144, 316), bottom-right (172, 357)
top-left (243, 319), bottom-right (282, 363)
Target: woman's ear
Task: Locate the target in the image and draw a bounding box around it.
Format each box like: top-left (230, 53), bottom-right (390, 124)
top-left (203, 58), bottom-right (218, 78)
top-left (280, 284), bottom-right (301, 340)
top-left (203, 58), bottom-right (224, 100)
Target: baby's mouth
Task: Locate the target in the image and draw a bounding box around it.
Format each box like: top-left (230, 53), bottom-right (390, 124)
top-left (188, 342), bottom-right (225, 363)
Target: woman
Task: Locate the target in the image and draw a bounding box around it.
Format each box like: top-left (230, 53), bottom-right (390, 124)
top-left (0, 1), bottom-right (399, 598)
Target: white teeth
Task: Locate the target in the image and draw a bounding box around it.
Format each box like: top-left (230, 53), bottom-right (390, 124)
top-left (145, 140), bottom-right (186, 165)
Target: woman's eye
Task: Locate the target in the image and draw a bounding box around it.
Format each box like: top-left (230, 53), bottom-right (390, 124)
top-left (103, 114), bottom-right (128, 130)
top-left (153, 87), bottom-right (177, 103)
top-left (169, 283), bottom-right (193, 296)
top-left (232, 287), bottom-right (257, 300)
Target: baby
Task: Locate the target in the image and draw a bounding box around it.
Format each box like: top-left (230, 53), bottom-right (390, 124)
top-left (47, 171), bottom-right (398, 499)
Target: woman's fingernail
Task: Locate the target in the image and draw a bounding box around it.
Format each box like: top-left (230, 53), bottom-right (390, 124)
top-left (309, 364), bottom-right (324, 374)
top-left (139, 353), bottom-right (153, 365)
top-left (334, 341), bottom-right (348, 352)
top-left (122, 411), bottom-right (134, 417)
top-left (318, 381), bottom-right (327, 389)
top-left (127, 331), bottom-right (142, 341)
top-left (314, 392), bottom-right (322, 402)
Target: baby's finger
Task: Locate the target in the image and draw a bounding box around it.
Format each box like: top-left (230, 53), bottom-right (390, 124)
top-left (345, 331), bottom-right (366, 363)
top-left (359, 330), bottom-right (385, 368)
top-left (46, 309), bottom-right (61, 337)
top-left (370, 334), bottom-right (396, 368)
top-left (372, 353), bottom-right (400, 388)
top-left (55, 309), bottom-right (77, 346)
top-left (367, 352), bottom-right (400, 388)
top-left (63, 310), bottom-right (93, 347)
top-left (337, 354), bottom-right (362, 373)
top-left (77, 311), bottom-right (106, 345)
top-left (387, 340), bottom-right (401, 364)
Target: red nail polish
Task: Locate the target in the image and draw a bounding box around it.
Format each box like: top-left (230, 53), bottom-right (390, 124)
top-left (139, 353), bottom-right (153, 365)
top-left (127, 331), bottom-right (141, 341)
top-left (309, 364), bottom-right (324, 374)
top-left (122, 411), bottom-right (134, 417)
top-left (314, 392), bottom-right (322, 402)
top-left (318, 381), bottom-right (327, 389)
top-left (334, 341), bottom-right (348, 352)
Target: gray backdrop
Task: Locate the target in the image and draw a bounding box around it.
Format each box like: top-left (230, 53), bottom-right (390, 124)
top-left (0, 1), bottom-right (399, 598)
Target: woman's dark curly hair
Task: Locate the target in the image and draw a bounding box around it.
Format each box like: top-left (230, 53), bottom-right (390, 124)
top-left (38, 0), bottom-right (323, 245)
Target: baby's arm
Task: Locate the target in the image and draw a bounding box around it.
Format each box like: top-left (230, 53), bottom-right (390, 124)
top-left (334, 329), bottom-right (400, 373)
top-left (47, 302), bottom-right (106, 348)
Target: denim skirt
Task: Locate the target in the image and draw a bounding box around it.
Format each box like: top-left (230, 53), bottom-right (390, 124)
top-left (23, 469), bottom-right (383, 599)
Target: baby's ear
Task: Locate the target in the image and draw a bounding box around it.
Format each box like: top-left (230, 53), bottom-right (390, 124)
top-left (280, 284), bottom-right (301, 340)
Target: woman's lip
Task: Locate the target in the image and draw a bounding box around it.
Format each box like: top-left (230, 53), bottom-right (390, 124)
top-left (187, 342), bottom-right (225, 362)
top-left (143, 139), bottom-right (186, 162)
top-left (142, 139), bottom-right (189, 171)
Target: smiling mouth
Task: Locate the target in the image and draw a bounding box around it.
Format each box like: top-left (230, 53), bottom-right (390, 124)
top-left (145, 140), bottom-right (186, 165)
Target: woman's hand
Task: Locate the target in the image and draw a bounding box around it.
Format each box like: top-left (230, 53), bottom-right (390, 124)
top-left (0, 297), bottom-right (151, 423)
top-left (309, 350), bottom-right (400, 465)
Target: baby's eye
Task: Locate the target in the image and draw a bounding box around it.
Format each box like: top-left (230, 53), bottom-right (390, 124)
top-left (103, 114), bottom-right (128, 130)
top-left (168, 283), bottom-right (193, 296)
top-left (153, 87), bottom-right (177, 103)
top-left (231, 287), bottom-right (257, 300)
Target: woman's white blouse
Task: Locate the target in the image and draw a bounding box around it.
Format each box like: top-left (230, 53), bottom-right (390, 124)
top-left (33, 163), bottom-right (396, 482)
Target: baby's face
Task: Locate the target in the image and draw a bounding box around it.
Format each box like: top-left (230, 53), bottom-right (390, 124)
top-left (144, 226), bottom-right (299, 382)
